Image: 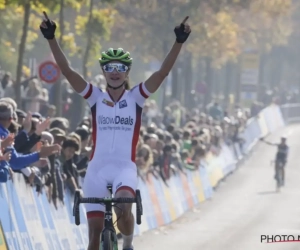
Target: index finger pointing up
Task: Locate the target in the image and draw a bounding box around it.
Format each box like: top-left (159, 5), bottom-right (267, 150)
top-left (181, 16), bottom-right (189, 24)
top-left (43, 11), bottom-right (49, 21)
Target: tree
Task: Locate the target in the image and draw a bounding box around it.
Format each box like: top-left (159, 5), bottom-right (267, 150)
top-left (75, 1), bottom-right (116, 79)
top-left (44, 0), bottom-right (82, 116)
top-left (70, 0), bottom-right (116, 121)
top-left (1, 0), bottom-right (49, 105)
top-left (112, 0), bottom-right (193, 106)
top-left (235, 0), bottom-right (292, 52)
top-left (0, 7), bottom-right (24, 72)
top-left (15, 1), bottom-right (31, 106)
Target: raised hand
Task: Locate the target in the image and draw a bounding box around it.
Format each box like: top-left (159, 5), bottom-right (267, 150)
top-left (174, 16), bottom-right (191, 43)
top-left (35, 118), bottom-right (51, 135)
top-left (39, 144), bottom-right (61, 158)
top-left (1, 134), bottom-right (15, 149)
top-left (40, 11), bottom-right (56, 40)
top-left (0, 151), bottom-right (12, 162)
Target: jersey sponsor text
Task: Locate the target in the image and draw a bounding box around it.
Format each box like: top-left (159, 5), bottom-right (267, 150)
top-left (98, 115), bottom-right (134, 126)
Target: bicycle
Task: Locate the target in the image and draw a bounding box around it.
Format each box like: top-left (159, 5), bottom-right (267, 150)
top-left (73, 184), bottom-right (143, 250)
top-left (275, 160), bottom-right (285, 192)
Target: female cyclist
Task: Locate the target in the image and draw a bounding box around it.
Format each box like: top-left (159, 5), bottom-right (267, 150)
top-left (40, 12), bottom-right (191, 250)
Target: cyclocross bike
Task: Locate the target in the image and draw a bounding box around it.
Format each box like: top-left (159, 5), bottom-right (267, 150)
top-left (275, 160), bottom-right (284, 192)
top-left (73, 184), bottom-right (143, 250)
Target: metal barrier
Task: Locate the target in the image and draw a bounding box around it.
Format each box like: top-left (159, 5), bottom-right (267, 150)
top-left (280, 103), bottom-right (300, 123)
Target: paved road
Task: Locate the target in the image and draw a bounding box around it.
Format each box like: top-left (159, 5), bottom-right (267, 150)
top-left (123, 124), bottom-right (300, 250)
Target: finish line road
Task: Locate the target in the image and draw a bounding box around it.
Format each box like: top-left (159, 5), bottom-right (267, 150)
top-left (125, 124), bottom-right (300, 250)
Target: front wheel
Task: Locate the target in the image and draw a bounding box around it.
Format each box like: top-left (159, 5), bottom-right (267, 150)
top-left (275, 164), bottom-right (283, 192)
top-left (101, 230), bottom-right (117, 250)
top-left (276, 177), bottom-right (280, 192)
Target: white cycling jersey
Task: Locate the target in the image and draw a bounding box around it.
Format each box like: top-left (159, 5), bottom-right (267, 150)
top-left (80, 82), bottom-right (151, 214)
top-left (79, 82), bottom-right (151, 164)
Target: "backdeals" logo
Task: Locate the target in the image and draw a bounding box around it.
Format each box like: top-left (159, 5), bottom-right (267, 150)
top-left (98, 115), bottom-right (134, 126)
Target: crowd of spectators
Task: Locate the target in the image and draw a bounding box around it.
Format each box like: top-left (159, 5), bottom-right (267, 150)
top-left (0, 96), bottom-right (250, 212)
top-left (0, 67), bottom-right (296, 209)
top-left (136, 99), bottom-right (250, 183)
top-left (0, 98), bottom-right (96, 208)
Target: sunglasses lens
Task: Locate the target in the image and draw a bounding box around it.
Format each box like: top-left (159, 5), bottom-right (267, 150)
top-left (118, 64), bottom-right (128, 72)
top-left (103, 65), bottom-right (114, 72)
top-left (103, 63), bottom-right (128, 73)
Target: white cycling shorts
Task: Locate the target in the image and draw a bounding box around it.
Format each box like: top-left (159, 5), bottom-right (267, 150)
top-left (82, 158), bottom-right (138, 216)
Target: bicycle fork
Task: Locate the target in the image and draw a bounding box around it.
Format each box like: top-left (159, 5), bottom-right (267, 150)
top-left (100, 202), bottom-right (118, 250)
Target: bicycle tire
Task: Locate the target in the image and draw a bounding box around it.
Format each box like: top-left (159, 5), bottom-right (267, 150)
top-left (136, 190), bottom-right (142, 225)
top-left (276, 165), bottom-right (283, 191)
top-left (102, 230), bottom-right (114, 250)
top-left (276, 177), bottom-right (280, 190)
top-left (279, 167), bottom-right (283, 187)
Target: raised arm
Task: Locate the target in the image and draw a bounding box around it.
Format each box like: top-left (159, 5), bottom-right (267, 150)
top-left (145, 16), bottom-right (191, 93)
top-left (260, 138), bottom-right (277, 146)
top-left (40, 12), bottom-right (87, 93)
top-left (47, 39), bottom-right (87, 93)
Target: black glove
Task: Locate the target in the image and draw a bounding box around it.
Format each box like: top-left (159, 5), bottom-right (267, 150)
top-left (174, 23), bottom-right (191, 43)
top-left (40, 19), bottom-right (56, 40)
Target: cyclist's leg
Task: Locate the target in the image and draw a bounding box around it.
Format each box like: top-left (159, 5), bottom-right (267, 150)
top-left (274, 160), bottom-right (279, 179)
top-left (282, 161), bottom-right (286, 184)
top-left (83, 167), bottom-right (109, 250)
top-left (113, 167), bottom-right (137, 249)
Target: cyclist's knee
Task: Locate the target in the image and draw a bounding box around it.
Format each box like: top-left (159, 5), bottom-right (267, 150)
top-left (87, 212), bottom-right (104, 241)
top-left (114, 187), bottom-right (135, 219)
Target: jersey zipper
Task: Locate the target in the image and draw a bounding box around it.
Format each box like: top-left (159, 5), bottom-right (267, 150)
top-left (111, 103), bottom-right (117, 151)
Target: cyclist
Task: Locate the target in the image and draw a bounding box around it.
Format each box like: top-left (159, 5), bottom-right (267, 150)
top-left (260, 136), bottom-right (289, 185)
top-left (40, 12), bottom-right (191, 250)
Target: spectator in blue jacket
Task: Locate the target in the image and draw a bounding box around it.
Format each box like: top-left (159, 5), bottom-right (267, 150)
top-left (0, 102), bottom-right (61, 183)
top-left (0, 135), bottom-right (14, 182)
top-left (0, 151), bottom-right (12, 181)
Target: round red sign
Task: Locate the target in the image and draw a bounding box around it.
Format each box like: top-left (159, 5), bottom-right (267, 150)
top-left (38, 61), bottom-right (60, 83)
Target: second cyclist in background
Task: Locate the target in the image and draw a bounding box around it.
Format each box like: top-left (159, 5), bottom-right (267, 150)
top-left (260, 136), bottom-right (289, 185)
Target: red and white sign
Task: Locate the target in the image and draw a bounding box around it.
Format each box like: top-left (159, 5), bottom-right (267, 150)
top-left (38, 61), bottom-right (60, 83)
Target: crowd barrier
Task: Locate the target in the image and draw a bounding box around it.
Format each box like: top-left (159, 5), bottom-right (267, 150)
top-left (0, 104), bottom-right (286, 250)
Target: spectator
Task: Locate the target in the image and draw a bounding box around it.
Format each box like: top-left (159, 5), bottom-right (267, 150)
top-left (50, 117), bottom-right (69, 132)
top-left (74, 127), bottom-right (91, 181)
top-left (0, 101), bottom-right (60, 183)
top-left (49, 127), bottom-right (66, 145)
top-left (1, 72), bottom-right (11, 90)
top-left (59, 136), bottom-right (80, 194)
top-left (0, 135), bottom-right (14, 182)
top-left (182, 130), bottom-right (192, 151)
top-left (16, 109), bottom-right (26, 125)
top-left (208, 101), bottom-right (223, 120)
top-left (28, 132), bottom-right (54, 191)
top-left (3, 79), bottom-right (15, 98)
top-left (136, 143), bottom-right (153, 178)
top-left (49, 127), bottom-right (67, 207)
top-left (45, 104), bottom-right (57, 118)
top-left (23, 79), bottom-right (44, 113)
top-left (154, 144), bottom-right (174, 183)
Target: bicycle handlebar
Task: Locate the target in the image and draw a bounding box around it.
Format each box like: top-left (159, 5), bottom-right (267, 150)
top-left (79, 197), bottom-right (137, 204)
top-left (73, 190), bottom-right (143, 226)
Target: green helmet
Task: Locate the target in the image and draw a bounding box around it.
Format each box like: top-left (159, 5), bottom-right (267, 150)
top-left (99, 48), bottom-right (133, 66)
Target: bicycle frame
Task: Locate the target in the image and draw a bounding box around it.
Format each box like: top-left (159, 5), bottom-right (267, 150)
top-left (101, 198), bottom-right (118, 250)
top-left (103, 200), bottom-right (115, 230)
top-left (275, 160), bottom-right (284, 190)
top-left (73, 186), bottom-right (143, 250)
top-left (103, 186), bottom-right (117, 234)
